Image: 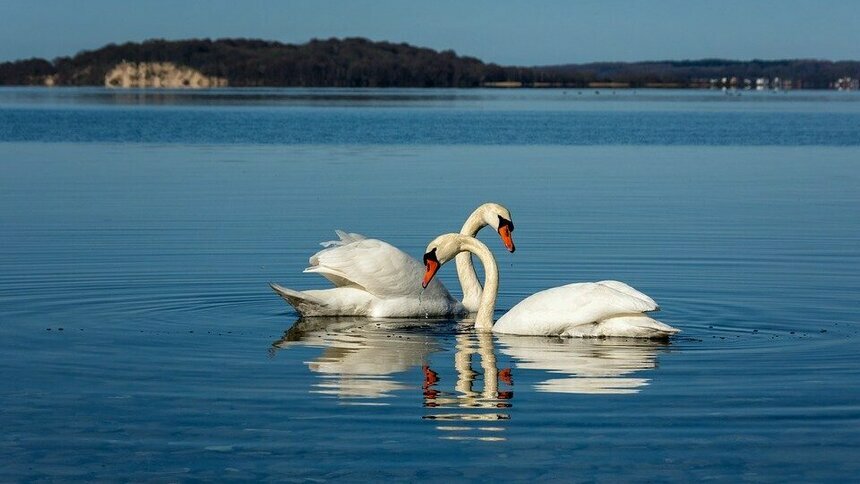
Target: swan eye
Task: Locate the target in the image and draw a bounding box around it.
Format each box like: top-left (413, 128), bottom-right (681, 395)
top-left (498, 215), bottom-right (514, 232)
top-left (423, 248), bottom-right (438, 266)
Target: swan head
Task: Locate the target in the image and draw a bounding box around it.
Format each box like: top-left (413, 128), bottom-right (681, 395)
top-left (422, 233), bottom-right (467, 288)
top-left (476, 203), bottom-right (515, 253)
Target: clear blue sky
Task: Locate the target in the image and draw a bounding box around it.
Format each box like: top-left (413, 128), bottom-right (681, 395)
top-left (1, 0), bottom-right (858, 65)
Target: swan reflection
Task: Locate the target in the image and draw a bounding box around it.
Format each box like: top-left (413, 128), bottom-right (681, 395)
top-left (271, 318), bottom-right (670, 438)
top-left (497, 335), bottom-right (668, 394)
top-left (271, 317), bottom-right (441, 401)
top-left (422, 331), bottom-right (513, 442)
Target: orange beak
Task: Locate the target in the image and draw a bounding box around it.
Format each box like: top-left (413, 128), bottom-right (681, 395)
top-left (498, 225), bottom-right (515, 253)
top-left (422, 259), bottom-right (440, 288)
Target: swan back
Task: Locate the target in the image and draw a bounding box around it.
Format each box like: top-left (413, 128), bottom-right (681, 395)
top-left (307, 231), bottom-right (455, 301)
top-left (493, 281), bottom-right (660, 336)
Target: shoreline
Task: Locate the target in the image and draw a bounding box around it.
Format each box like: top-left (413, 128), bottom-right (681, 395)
top-left (0, 83), bottom-right (852, 91)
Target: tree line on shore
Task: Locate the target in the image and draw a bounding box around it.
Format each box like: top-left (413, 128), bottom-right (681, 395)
top-left (0, 37), bottom-right (857, 88)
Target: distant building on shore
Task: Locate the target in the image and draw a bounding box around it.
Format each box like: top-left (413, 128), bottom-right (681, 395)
top-left (834, 77), bottom-right (859, 90)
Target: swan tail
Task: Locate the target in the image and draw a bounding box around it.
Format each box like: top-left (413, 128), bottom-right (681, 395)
top-left (269, 283), bottom-right (328, 317)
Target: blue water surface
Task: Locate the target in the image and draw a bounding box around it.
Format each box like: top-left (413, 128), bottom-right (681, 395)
top-left (1, 88), bottom-right (859, 481)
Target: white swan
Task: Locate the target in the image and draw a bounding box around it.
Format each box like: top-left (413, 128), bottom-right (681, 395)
top-left (270, 203), bottom-right (515, 318)
top-left (421, 234), bottom-right (680, 338)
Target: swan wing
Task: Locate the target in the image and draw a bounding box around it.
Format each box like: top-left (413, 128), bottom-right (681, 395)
top-left (592, 280), bottom-right (659, 310)
top-left (315, 230), bottom-right (367, 251)
top-left (494, 282), bottom-right (659, 336)
top-left (306, 232), bottom-right (450, 299)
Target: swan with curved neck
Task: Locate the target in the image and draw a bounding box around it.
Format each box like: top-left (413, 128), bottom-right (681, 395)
top-left (270, 203), bottom-right (514, 318)
top-left (422, 234), bottom-right (680, 338)
top-left (457, 203), bottom-right (514, 312)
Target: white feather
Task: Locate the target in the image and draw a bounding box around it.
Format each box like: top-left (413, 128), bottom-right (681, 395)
top-left (273, 231), bottom-right (464, 318)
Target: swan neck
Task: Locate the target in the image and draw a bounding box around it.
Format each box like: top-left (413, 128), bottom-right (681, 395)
top-left (461, 237), bottom-right (497, 331)
top-left (459, 208), bottom-right (486, 238)
top-left (455, 209), bottom-right (488, 312)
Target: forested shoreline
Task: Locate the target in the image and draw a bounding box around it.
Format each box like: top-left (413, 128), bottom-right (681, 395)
top-left (1, 37), bottom-right (857, 89)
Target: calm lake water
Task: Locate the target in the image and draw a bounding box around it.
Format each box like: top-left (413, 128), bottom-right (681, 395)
top-left (1, 88), bottom-right (859, 481)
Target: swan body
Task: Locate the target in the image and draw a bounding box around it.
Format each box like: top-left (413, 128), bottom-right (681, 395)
top-left (422, 234), bottom-right (679, 338)
top-left (494, 282), bottom-right (678, 337)
top-left (271, 203), bottom-right (515, 318)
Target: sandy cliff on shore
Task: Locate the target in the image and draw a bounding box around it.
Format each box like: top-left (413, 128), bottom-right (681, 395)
top-left (104, 62), bottom-right (227, 88)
